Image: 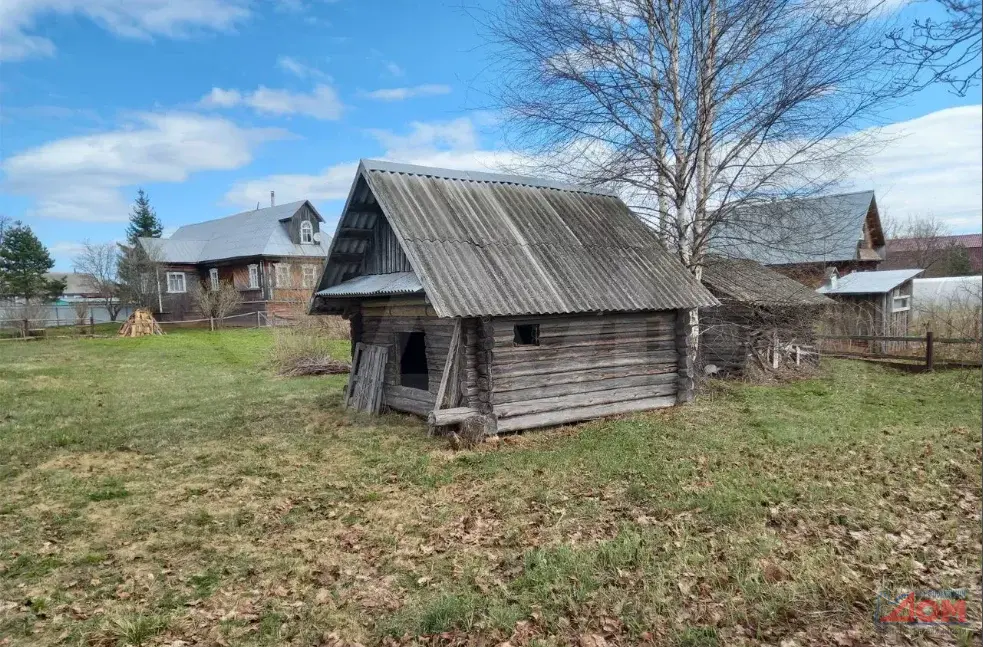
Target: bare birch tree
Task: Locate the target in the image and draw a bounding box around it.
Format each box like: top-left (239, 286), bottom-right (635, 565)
top-left (487, 0), bottom-right (906, 278)
top-left (73, 241), bottom-right (125, 321)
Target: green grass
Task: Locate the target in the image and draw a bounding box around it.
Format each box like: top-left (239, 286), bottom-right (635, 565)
top-left (0, 328), bottom-right (980, 646)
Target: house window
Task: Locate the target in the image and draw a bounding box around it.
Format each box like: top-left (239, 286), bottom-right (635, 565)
top-left (513, 324), bottom-right (540, 346)
top-left (300, 220), bottom-right (314, 244)
top-left (275, 263), bottom-right (292, 287)
top-left (166, 272), bottom-right (186, 294)
top-left (302, 264), bottom-right (318, 288)
top-left (398, 331), bottom-right (429, 390)
top-left (209, 268), bottom-right (219, 291)
top-left (248, 264), bottom-right (259, 289)
top-left (892, 296), bottom-right (911, 312)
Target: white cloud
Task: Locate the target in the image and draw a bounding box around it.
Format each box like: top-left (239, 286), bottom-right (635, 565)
top-left (223, 117), bottom-right (528, 208)
top-left (362, 84), bottom-right (452, 101)
top-left (198, 84), bottom-right (344, 120)
top-left (3, 112), bottom-right (287, 222)
top-left (845, 105), bottom-right (982, 231)
top-left (385, 62), bottom-right (405, 77)
top-left (0, 0), bottom-right (250, 62)
top-left (276, 55), bottom-right (327, 80)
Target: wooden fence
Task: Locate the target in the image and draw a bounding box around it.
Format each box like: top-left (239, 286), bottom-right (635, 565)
top-left (818, 332), bottom-right (982, 369)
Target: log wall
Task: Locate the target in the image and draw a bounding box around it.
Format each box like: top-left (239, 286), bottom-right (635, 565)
top-left (357, 300), bottom-right (455, 415)
top-left (487, 312), bottom-right (679, 432)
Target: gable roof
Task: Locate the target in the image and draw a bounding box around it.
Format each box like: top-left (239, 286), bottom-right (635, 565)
top-left (315, 160), bottom-right (717, 317)
top-left (139, 200), bottom-right (330, 264)
top-left (711, 191), bottom-right (882, 265)
top-left (817, 269), bottom-right (923, 295)
top-left (45, 272), bottom-right (101, 296)
top-left (701, 257), bottom-right (831, 306)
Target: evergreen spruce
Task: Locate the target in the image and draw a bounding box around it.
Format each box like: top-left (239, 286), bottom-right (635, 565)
top-left (0, 222), bottom-right (65, 300)
top-left (125, 188), bottom-right (163, 245)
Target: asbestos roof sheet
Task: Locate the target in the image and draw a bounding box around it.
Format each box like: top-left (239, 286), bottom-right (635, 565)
top-left (702, 257), bottom-right (831, 306)
top-left (317, 272), bottom-right (423, 297)
top-left (337, 160), bottom-right (717, 317)
top-left (711, 191), bottom-right (879, 265)
top-left (139, 200), bottom-right (330, 263)
top-left (817, 269), bottom-right (923, 295)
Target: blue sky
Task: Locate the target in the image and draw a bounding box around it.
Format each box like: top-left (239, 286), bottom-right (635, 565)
top-left (1, 0), bottom-right (980, 270)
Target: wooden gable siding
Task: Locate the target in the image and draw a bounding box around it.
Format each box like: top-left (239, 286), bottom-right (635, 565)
top-left (487, 312), bottom-right (679, 432)
top-left (282, 202), bottom-right (322, 244)
top-left (363, 215), bottom-right (412, 275)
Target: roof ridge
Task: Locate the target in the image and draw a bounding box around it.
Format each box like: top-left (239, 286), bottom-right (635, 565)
top-left (171, 200), bottom-right (307, 237)
top-left (360, 159), bottom-right (617, 197)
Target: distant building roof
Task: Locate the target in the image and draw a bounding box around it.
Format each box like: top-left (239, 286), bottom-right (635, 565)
top-left (139, 200), bottom-right (330, 264)
top-left (887, 233), bottom-right (982, 252)
top-left (45, 272), bottom-right (101, 296)
top-left (314, 159), bottom-right (718, 317)
top-left (701, 257), bottom-right (831, 306)
top-left (817, 269), bottom-right (923, 295)
top-left (711, 190), bottom-right (882, 265)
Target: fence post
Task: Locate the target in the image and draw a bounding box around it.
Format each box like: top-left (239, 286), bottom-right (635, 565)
top-left (22, 318), bottom-right (29, 338)
top-left (925, 330), bottom-right (934, 371)
top-left (210, 316), bottom-right (215, 332)
top-left (257, 310), bottom-right (261, 328)
top-left (89, 315), bottom-right (95, 337)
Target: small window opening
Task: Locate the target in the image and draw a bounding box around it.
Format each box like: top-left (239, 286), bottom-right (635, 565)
top-left (514, 324), bottom-right (540, 346)
top-left (398, 331), bottom-right (429, 390)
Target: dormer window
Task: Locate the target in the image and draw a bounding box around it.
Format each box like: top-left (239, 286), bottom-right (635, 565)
top-left (300, 220), bottom-right (314, 245)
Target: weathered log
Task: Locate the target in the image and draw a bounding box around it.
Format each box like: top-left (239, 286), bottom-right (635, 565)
top-left (387, 384), bottom-right (436, 405)
top-left (492, 351), bottom-right (678, 378)
top-left (493, 328), bottom-right (675, 349)
top-left (496, 395), bottom-right (677, 432)
top-left (384, 395), bottom-right (433, 416)
top-left (427, 406), bottom-right (481, 427)
top-left (494, 383), bottom-right (677, 418)
top-left (493, 339), bottom-right (676, 364)
top-left (492, 363), bottom-right (676, 392)
top-left (493, 372), bottom-right (678, 404)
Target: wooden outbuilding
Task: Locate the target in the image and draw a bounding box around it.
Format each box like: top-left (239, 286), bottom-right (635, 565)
top-left (699, 257), bottom-right (831, 375)
top-left (309, 160), bottom-right (717, 435)
top-left (817, 268), bottom-right (923, 337)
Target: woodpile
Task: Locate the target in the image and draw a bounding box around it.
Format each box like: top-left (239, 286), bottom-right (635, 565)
top-left (118, 309), bottom-right (164, 337)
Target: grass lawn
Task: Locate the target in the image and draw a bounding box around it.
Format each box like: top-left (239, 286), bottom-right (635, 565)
top-left (0, 329), bottom-right (980, 646)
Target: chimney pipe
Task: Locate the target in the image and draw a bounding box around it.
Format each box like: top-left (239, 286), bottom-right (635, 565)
top-left (270, 191), bottom-right (275, 208)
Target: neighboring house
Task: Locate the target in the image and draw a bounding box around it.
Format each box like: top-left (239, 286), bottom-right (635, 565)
top-left (817, 268), bottom-right (923, 337)
top-left (45, 273), bottom-right (102, 302)
top-left (882, 233), bottom-right (982, 277)
top-left (699, 257), bottom-right (831, 375)
top-left (309, 160), bottom-right (717, 435)
top-left (139, 200), bottom-right (330, 320)
top-left (713, 191), bottom-right (885, 287)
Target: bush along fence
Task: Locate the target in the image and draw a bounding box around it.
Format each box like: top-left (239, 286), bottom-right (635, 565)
top-left (818, 332), bottom-right (982, 369)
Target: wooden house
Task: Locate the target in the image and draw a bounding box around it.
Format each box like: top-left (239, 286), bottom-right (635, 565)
top-left (712, 191), bottom-right (885, 287)
top-left (139, 200), bottom-right (330, 320)
top-left (817, 269), bottom-right (923, 336)
top-left (699, 257), bottom-right (832, 375)
top-left (309, 160), bottom-right (717, 435)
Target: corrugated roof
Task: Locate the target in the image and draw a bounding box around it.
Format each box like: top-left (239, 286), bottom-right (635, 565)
top-left (317, 272), bottom-right (423, 297)
top-left (887, 233), bottom-right (982, 252)
top-left (314, 160), bottom-right (717, 317)
top-left (138, 200), bottom-right (330, 263)
top-left (701, 257), bottom-right (831, 306)
top-left (817, 269), bottom-right (923, 295)
top-left (711, 191), bottom-right (880, 265)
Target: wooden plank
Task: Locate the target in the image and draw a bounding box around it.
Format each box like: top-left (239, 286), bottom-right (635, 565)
top-left (496, 395), bottom-right (677, 433)
top-left (383, 395), bottom-right (432, 416)
top-left (493, 372), bottom-right (678, 404)
top-left (387, 384), bottom-right (436, 405)
top-left (344, 343), bottom-right (364, 406)
top-left (432, 319), bottom-right (462, 414)
top-left (493, 312), bottom-right (674, 328)
top-left (349, 344), bottom-right (388, 413)
top-left (493, 339), bottom-right (676, 363)
top-left (494, 383), bottom-right (677, 418)
top-left (493, 351), bottom-right (678, 378)
top-left (493, 362), bottom-right (676, 391)
top-left (428, 406), bottom-right (479, 427)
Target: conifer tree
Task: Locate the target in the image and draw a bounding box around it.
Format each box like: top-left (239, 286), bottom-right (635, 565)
top-left (125, 188), bottom-right (163, 245)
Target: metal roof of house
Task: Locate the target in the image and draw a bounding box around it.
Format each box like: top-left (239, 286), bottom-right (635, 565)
top-left (887, 233), bottom-right (982, 252)
top-left (45, 273), bottom-right (101, 296)
top-left (138, 200), bottom-right (330, 264)
top-left (711, 191), bottom-right (881, 265)
top-left (817, 269), bottom-right (923, 295)
top-left (314, 160), bottom-right (717, 317)
top-left (317, 271), bottom-right (424, 297)
top-left (701, 257), bottom-right (831, 306)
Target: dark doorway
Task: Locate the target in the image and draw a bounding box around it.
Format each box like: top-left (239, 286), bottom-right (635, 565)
top-left (398, 331), bottom-right (429, 390)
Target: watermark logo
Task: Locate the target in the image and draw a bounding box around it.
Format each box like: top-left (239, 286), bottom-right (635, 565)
top-left (875, 589), bottom-right (968, 627)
